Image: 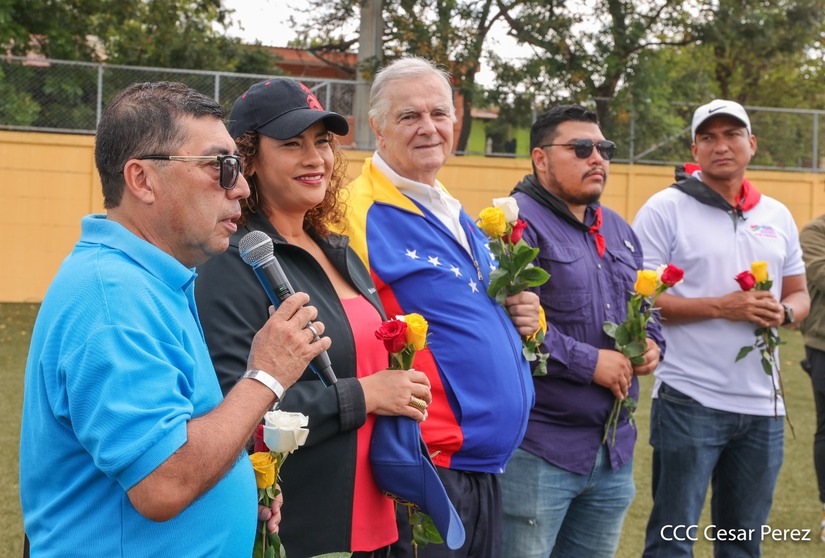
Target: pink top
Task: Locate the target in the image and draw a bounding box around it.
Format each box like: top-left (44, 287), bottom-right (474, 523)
top-left (340, 295), bottom-right (398, 551)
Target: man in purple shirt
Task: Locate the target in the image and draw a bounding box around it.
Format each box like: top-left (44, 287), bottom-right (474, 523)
top-left (500, 105), bottom-right (664, 558)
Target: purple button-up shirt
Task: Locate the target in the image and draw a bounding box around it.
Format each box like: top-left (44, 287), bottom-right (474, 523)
top-left (513, 186), bottom-right (664, 474)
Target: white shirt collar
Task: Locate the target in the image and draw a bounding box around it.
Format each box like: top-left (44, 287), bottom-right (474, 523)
top-left (371, 152), bottom-right (471, 253)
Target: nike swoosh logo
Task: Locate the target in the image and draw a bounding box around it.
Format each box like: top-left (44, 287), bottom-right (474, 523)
top-left (708, 106), bottom-right (727, 113)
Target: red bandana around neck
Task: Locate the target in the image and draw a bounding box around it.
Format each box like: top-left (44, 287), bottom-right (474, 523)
top-left (589, 206), bottom-right (606, 258)
top-left (683, 163), bottom-right (762, 211)
top-left (734, 179), bottom-right (761, 211)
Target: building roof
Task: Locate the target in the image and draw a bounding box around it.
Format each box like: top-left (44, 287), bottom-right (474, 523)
top-left (269, 47), bottom-right (356, 80)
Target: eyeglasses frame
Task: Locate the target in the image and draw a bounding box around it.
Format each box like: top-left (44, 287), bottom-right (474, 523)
top-left (136, 154), bottom-right (243, 190)
top-left (539, 139), bottom-right (617, 161)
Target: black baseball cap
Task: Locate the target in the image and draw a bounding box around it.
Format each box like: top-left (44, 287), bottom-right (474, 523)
top-left (228, 78), bottom-right (349, 140)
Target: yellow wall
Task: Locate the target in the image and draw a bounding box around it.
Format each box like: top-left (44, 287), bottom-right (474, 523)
top-left (4, 130), bottom-right (825, 302)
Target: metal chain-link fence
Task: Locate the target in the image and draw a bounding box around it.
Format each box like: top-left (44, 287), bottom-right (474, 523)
top-left (0, 56), bottom-right (354, 135)
top-left (597, 98), bottom-right (825, 172)
top-left (2, 55), bottom-right (824, 171)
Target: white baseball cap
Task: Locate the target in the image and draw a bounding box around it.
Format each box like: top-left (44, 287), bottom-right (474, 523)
top-left (691, 99), bottom-right (751, 138)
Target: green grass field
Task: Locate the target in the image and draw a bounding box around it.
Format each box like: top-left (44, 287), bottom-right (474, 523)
top-left (2, 302), bottom-right (823, 557)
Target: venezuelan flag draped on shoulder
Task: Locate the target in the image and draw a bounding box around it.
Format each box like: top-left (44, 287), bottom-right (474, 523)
top-left (339, 157), bottom-right (535, 474)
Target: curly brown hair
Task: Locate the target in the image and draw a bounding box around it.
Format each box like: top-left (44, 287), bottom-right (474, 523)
top-left (234, 131), bottom-right (349, 236)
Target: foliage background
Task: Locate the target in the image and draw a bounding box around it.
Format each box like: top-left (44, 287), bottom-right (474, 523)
top-left (284, 0), bottom-right (825, 158)
top-left (3, 1), bottom-right (825, 161)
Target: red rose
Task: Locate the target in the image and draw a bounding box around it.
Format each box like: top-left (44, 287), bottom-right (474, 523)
top-left (253, 423), bottom-right (269, 453)
top-left (735, 270), bottom-right (756, 291)
top-left (375, 319), bottom-right (408, 354)
top-left (660, 264), bottom-right (684, 287)
top-left (505, 219), bottom-right (529, 244)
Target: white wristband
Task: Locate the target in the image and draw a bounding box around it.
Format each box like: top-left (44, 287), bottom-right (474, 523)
top-left (240, 369), bottom-right (285, 402)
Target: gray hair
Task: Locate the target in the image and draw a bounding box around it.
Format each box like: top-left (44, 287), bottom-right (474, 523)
top-left (368, 57), bottom-right (456, 130)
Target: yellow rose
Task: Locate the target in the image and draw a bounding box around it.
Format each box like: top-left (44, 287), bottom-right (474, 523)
top-left (751, 261), bottom-right (769, 284)
top-left (478, 207), bottom-right (507, 237)
top-left (634, 269), bottom-right (658, 297)
top-left (250, 451), bottom-right (276, 489)
top-left (528, 306), bottom-right (547, 341)
top-left (403, 313), bottom-right (429, 351)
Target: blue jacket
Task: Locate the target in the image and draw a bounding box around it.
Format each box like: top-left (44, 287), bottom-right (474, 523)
top-left (344, 159), bottom-right (535, 473)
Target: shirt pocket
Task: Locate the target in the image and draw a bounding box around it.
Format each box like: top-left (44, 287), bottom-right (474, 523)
top-left (604, 244), bottom-right (640, 302)
top-left (537, 243), bottom-right (593, 325)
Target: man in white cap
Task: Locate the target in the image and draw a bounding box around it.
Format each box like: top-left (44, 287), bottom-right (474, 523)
top-left (632, 99), bottom-right (810, 557)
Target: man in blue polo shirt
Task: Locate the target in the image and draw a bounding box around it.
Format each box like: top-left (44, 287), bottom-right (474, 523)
top-left (18, 81), bottom-right (331, 557)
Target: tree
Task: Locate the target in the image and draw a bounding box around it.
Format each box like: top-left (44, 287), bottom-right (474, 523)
top-left (625, 0), bottom-right (825, 167)
top-left (486, 0), bottom-right (825, 166)
top-left (0, 0), bottom-right (276, 74)
top-left (486, 0), bottom-right (697, 139)
top-left (288, 0), bottom-right (505, 153)
top-left (695, 0), bottom-right (825, 105)
top-left (0, 0), bottom-right (281, 131)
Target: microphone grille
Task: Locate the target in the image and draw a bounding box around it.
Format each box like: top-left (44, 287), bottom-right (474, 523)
top-left (239, 230), bottom-right (274, 266)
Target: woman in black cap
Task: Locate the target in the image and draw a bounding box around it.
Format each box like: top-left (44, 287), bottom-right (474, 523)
top-left (195, 78), bottom-right (432, 557)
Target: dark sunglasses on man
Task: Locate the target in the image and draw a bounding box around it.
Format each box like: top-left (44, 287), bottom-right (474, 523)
top-left (540, 139), bottom-right (616, 161)
top-left (136, 154), bottom-right (243, 190)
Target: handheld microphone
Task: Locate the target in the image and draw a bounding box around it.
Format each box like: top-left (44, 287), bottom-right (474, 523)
top-left (239, 230), bottom-right (337, 387)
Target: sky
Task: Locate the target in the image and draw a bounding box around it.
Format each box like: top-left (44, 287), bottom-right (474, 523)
top-left (220, 0), bottom-right (527, 87)
top-left (223, 0), bottom-right (299, 48)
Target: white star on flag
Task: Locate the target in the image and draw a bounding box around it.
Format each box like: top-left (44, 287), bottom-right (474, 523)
top-left (468, 279), bottom-right (479, 293)
top-left (450, 265), bottom-right (462, 277)
top-left (405, 249), bottom-right (419, 260)
top-left (428, 255), bottom-right (442, 267)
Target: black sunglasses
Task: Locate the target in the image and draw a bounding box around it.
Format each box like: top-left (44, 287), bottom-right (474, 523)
top-left (540, 139), bottom-right (616, 161)
top-left (136, 154), bottom-right (243, 190)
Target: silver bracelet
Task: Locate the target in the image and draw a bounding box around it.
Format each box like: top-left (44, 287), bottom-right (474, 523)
top-left (240, 369), bottom-right (285, 402)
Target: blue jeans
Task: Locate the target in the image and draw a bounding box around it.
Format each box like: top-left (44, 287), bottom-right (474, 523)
top-left (500, 446), bottom-right (635, 558)
top-left (643, 383), bottom-right (784, 558)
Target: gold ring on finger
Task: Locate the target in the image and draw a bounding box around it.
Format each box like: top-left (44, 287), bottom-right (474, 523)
top-left (408, 395), bottom-right (427, 413)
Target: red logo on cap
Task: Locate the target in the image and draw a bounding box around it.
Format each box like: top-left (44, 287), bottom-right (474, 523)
top-left (299, 83), bottom-right (324, 111)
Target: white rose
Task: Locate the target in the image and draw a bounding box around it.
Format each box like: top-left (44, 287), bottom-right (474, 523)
top-left (655, 264), bottom-right (666, 282)
top-left (262, 410), bottom-right (310, 454)
top-left (492, 197), bottom-right (520, 224)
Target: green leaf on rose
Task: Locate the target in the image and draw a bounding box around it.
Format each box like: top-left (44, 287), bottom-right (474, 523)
top-left (488, 241), bottom-right (505, 258)
top-left (624, 340), bottom-right (647, 359)
top-left (532, 353), bottom-right (549, 376)
top-left (411, 510), bottom-right (444, 547)
top-left (735, 345), bottom-right (755, 361)
top-left (520, 266), bottom-right (551, 286)
top-left (614, 324), bottom-right (631, 346)
top-left (512, 246), bottom-right (541, 273)
top-left (487, 269), bottom-right (510, 299)
top-left (523, 345), bottom-right (537, 361)
top-left (603, 321), bottom-right (619, 338)
top-left (512, 238), bottom-right (531, 250)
